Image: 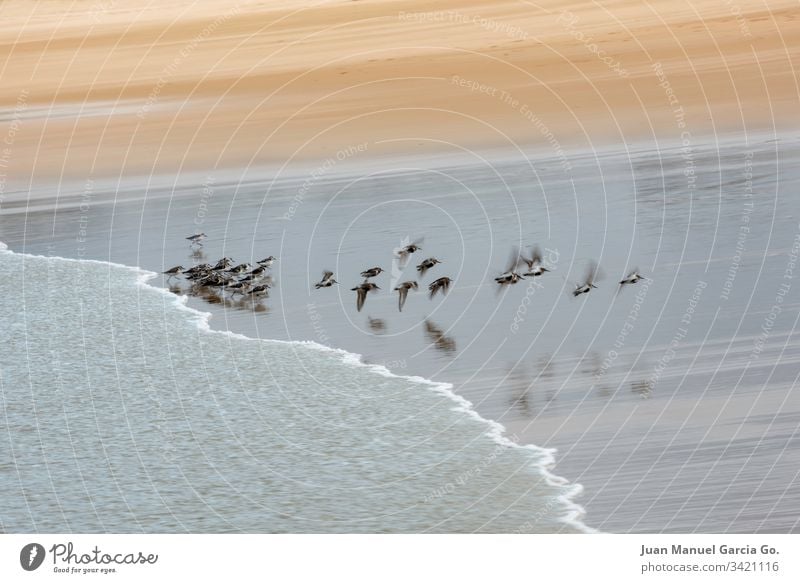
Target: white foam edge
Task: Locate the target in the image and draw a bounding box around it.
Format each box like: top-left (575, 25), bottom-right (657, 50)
top-left (1, 243), bottom-right (598, 533)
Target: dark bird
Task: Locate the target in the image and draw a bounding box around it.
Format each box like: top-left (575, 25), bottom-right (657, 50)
top-left (257, 256), bottom-right (277, 268)
top-left (212, 257), bottom-right (234, 270)
top-left (162, 265), bottom-right (184, 279)
top-left (416, 257), bottom-right (441, 276)
top-left (573, 261), bottom-right (601, 296)
top-left (360, 267), bottom-right (384, 279)
top-left (495, 247), bottom-right (526, 285)
top-left (619, 268), bottom-right (646, 285)
top-left (520, 246), bottom-right (551, 277)
top-left (186, 233), bottom-right (206, 246)
top-left (184, 263), bottom-right (211, 276)
top-left (226, 263), bottom-right (251, 274)
top-left (225, 281), bottom-right (251, 296)
top-left (248, 265), bottom-right (269, 276)
top-left (394, 280), bottom-right (418, 311)
top-left (428, 276), bottom-right (452, 299)
top-left (315, 271), bottom-right (338, 289)
top-left (424, 319), bottom-right (457, 353)
top-left (247, 284), bottom-right (271, 299)
top-left (351, 282), bottom-right (380, 312)
top-left (395, 238), bottom-right (424, 266)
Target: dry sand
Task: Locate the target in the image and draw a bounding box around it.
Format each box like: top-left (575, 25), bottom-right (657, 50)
top-left (0, 0), bottom-right (798, 179)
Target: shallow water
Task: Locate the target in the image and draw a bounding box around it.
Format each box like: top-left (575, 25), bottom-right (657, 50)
top-left (0, 249), bottom-right (586, 533)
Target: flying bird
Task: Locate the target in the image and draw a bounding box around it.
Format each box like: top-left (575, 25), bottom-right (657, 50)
top-left (352, 282), bottom-right (380, 312)
top-left (416, 257), bottom-right (442, 277)
top-left (315, 271), bottom-right (338, 289)
top-left (573, 261), bottom-right (601, 296)
top-left (619, 268), bottom-right (646, 285)
top-left (394, 280), bottom-right (418, 311)
top-left (428, 276), bottom-right (452, 299)
top-left (495, 247), bottom-right (526, 285)
top-left (360, 267), bottom-right (384, 279)
top-left (395, 237), bottom-right (424, 266)
top-left (520, 246), bottom-right (550, 277)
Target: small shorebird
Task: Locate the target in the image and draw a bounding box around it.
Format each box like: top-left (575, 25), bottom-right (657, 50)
top-left (247, 284), bottom-right (271, 299)
top-left (351, 281), bottom-right (380, 312)
top-left (226, 263), bottom-right (251, 274)
top-left (619, 268), bottom-right (646, 285)
top-left (186, 233), bottom-right (206, 246)
top-left (395, 238), bottom-right (424, 266)
top-left (428, 276), bottom-right (452, 299)
top-left (195, 273), bottom-right (228, 287)
top-left (248, 265), bottom-right (269, 277)
top-left (184, 263), bottom-right (211, 276)
top-left (573, 261), bottom-right (600, 297)
top-left (315, 271), bottom-right (338, 289)
top-left (367, 316), bottom-right (386, 332)
top-left (225, 281), bottom-right (251, 296)
top-left (520, 246), bottom-right (551, 277)
top-left (416, 257), bottom-right (441, 277)
top-left (394, 280), bottom-right (418, 312)
top-left (495, 248), bottom-right (526, 286)
top-left (163, 265), bottom-right (184, 280)
top-left (212, 257), bottom-right (234, 270)
top-left (257, 256), bottom-right (277, 268)
top-left (360, 267), bottom-right (384, 279)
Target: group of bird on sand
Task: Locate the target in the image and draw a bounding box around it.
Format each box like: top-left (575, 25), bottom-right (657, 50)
top-left (166, 233), bottom-right (647, 311)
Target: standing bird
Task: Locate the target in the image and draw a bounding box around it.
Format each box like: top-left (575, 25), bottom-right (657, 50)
top-left (247, 284), bottom-right (271, 299)
top-left (186, 233), bottom-right (206, 246)
top-left (394, 281), bottom-right (418, 312)
top-left (351, 282), bottom-right (380, 312)
top-left (257, 256), bottom-right (277, 268)
top-left (315, 271), bottom-right (338, 289)
top-left (163, 265), bottom-right (184, 280)
top-left (360, 267), bottom-right (384, 279)
top-left (520, 246), bottom-right (551, 277)
top-left (416, 257), bottom-right (442, 277)
top-left (212, 257), bottom-right (234, 270)
top-left (226, 263), bottom-right (251, 275)
top-left (573, 261), bottom-right (601, 296)
top-left (428, 276), bottom-right (452, 299)
top-left (619, 268), bottom-right (646, 285)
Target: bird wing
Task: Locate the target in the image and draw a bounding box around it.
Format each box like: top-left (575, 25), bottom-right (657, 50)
top-left (505, 246), bottom-right (522, 274)
top-left (398, 287), bottom-right (408, 311)
top-left (531, 246), bottom-right (543, 266)
top-left (322, 270), bottom-right (334, 280)
top-left (356, 287), bottom-right (367, 312)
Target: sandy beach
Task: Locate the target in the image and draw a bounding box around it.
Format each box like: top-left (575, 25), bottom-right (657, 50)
top-left (0, 0), bottom-right (798, 181)
top-left (1, 1), bottom-right (799, 534)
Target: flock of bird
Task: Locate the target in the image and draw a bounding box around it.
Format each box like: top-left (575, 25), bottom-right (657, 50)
top-left (164, 232), bottom-right (647, 313)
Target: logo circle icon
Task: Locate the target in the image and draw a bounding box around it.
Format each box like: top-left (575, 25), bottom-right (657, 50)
top-left (20, 543), bottom-right (46, 571)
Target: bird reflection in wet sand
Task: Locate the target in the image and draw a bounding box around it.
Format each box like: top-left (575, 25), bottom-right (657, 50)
top-left (394, 280), bottom-right (418, 312)
top-left (631, 379), bottom-right (653, 398)
top-left (367, 316), bottom-right (386, 333)
top-left (505, 365), bottom-right (534, 416)
top-left (423, 318), bottom-right (456, 353)
top-left (190, 247), bottom-right (207, 261)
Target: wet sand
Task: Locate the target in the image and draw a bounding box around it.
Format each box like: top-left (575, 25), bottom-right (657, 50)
top-left (2, 134), bottom-right (800, 532)
top-left (0, 0), bottom-right (798, 181)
